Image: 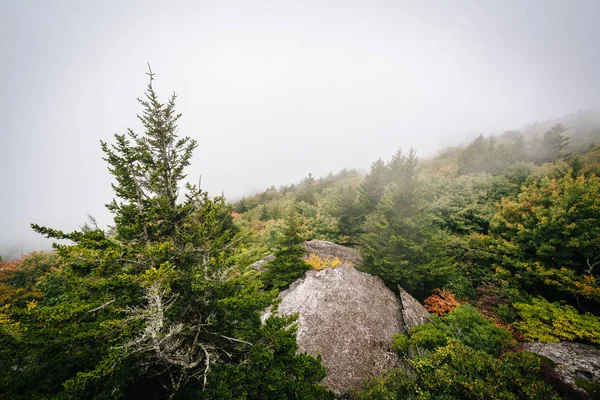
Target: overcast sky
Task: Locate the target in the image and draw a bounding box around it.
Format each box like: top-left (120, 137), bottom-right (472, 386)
top-left (2, 0), bottom-right (600, 258)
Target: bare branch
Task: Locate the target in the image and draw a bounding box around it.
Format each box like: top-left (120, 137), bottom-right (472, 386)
top-left (217, 334), bottom-right (253, 346)
top-left (88, 299), bottom-right (115, 313)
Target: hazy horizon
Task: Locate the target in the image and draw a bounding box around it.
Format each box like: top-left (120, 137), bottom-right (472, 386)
top-left (2, 0), bottom-right (600, 258)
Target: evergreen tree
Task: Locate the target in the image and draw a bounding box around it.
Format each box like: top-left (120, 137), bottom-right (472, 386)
top-left (24, 68), bottom-right (329, 399)
top-left (457, 134), bottom-right (513, 175)
top-left (259, 204), bottom-right (270, 221)
top-left (262, 204), bottom-right (310, 290)
top-left (355, 158), bottom-right (388, 216)
top-left (100, 67), bottom-right (197, 246)
top-left (297, 173), bottom-right (316, 205)
top-left (329, 184), bottom-right (362, 241)
top-left (360, 148), bottom-right (454, 299)
top-left (541, 123), bottom-right (570, 162)
top-left (232, 196), bottom-right (248, 213)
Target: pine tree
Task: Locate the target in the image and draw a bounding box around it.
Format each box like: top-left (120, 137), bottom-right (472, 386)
top-left (28, 67), bottom-right (330, 399)
top-left (360, 148), bottom-right (454, 299)
top-left (100, 66), bottom-right (197, 246)
top-left (259, 204), bottom-right (270, 221)
top-left (297, 172), bottom-right (316, 205)
top-left (329, 184), bottom-right (361, 241)
top-left (356, 158), bottom-right (388, 216)
top-left (262, 204), bottom-right (310, 290)
top-left (541, 123), bottom-right (570, 162)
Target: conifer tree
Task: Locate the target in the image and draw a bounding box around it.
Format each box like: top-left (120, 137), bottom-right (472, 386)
top-left (356, 158), bottom-right (388, 216)
top-left (297, 172), bottom-right (316, 205)
top-left (262, 203), bottom-right (310, 290)
top-left (330, 184), bottom-right (362, 241)
top-left (541, 123), bottom-right (570, 162)
top-left (27, 67), bottom-right (330, 399)
top-left (259, 204), bottom-right (270, 221)
top-left (360, 148), bottom-right (454, 299)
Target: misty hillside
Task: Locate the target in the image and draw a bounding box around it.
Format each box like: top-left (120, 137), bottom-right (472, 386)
top-left (3, 78), bottom-right (599, 398)
top-left (3, 1), bottom-right (600, 396)
top-left (231, 111), bottom-right (600, 273)
top-left (522, 108), bottom-right (600, 151)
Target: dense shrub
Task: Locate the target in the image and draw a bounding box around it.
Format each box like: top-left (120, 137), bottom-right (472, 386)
top-left (355, 341), bottom-right (558, 400)
top-left (393, 304), bottom-right (515, 357)
top-left (514, 297), bottom-right (600, 344)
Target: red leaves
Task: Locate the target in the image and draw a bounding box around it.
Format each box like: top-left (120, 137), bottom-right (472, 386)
top-left (424, 289), bottom-right (462, 316)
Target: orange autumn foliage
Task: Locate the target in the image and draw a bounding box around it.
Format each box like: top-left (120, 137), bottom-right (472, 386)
top-left (231, 212), bottom-right (242, 221)
top-left (424, 289), bottom-right (463, 316)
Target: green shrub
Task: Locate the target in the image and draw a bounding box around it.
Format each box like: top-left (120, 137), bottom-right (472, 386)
top-left (355, 341), bottom-right (559, 400)
top-left (514, 297), bottom-right (600, 344)
top-left (393, 304), bottom-right (515, 357)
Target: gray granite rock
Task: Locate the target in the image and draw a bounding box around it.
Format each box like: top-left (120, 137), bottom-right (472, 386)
top-left (398, 286), bottom-right (431, 332)
top-left (524, 342), bottom-right (600, 397)
top-left (256, 241), bottom-right (430, 394)
top-left (250, 254), bottom-right (275, 272)
top-left (268, 265), bottom-right (426, 395)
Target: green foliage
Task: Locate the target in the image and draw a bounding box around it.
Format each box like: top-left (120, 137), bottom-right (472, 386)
top-left (351, 368), bottom-right (420, 400)
top-left (514, 297), bottom-right (600, 344)
top-left (491, 173), bottom-right (600, 271)
top-left (410, 341), bottom-right (558, 400)
top-left (262, 205), bottom-right (311, 290)
top-left (360, 148), bottom-right (456, 299)
top-left (328, 184), bottom-right (362, 240)
top-left (100, 68), bottom-right (197, 244)
top-left (393, 304), bottom-right (514, 357)
top-left (357, 340), bottom-right (558, 399)
top-left (0, 251), bottom-right (59, 306)
top-left (538, 123), bottom-right (570, 163)
top-left (1, 69), bottom-right (329, 399)
top-left (205, 314), bottom-right (333, 399)
top-left (490, 173), bottom-right (600, 306)
top-left (297, 173), bottom-right (316, 205)
top-left (424, 173), bottom-right (518, 236)
top-left (356, 302), bottom-right (559, 399)
top-left (355, 158), bottom-right (388, 216)
top-left (458, 134), bottom-right (515, 175)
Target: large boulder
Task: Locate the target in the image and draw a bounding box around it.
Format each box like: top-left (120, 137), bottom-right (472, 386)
top-left (524, 342), bottom-right (600, 398)
top-left (264, 265), bottom-right (428, 395)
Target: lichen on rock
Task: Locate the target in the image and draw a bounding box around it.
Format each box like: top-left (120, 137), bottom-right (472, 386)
top-left (524, 342), bottom-right (600, 398)
top-left (256, 241), bottom-right (430, 395)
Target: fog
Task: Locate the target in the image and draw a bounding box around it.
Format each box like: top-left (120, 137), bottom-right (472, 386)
top-left (2, 0), bottom-right (600, 258)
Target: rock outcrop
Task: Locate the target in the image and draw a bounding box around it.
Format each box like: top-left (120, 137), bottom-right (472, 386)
top-left (265, 264), bottom-right (428, 395)
top-left (255, 240), bottom-right (429, 394)
top-left (250, 254), bottom-right (275, 272)
top-left (524, 342), bottom-right (600, 397)
top-left (398, 286), bottom-right (431, 332)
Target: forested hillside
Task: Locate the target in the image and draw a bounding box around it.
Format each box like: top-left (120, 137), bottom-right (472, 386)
top-left (229, 112), bottom-right (600, 398)
top-left (1, 73), bottom-right (600, 399)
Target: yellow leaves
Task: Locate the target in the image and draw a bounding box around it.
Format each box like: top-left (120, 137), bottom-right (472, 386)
top-left (26, 299), bottom-right (37, 311)
top-left (514, 297), bottom-right (600, 344)
top-left (0, 304), bottom-right (21, 338)
top-left (305, 253), bottom-right (345, 270)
